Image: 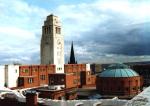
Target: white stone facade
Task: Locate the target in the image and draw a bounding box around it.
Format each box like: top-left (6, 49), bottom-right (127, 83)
top-left (41, 14), bottom-right (64, 73)
top-left (6, 64), bottom-right (19, 88)
top-left (0, 64), bottom-right (19, 88)
top-left (0, 66), bottom-right (5, 87)
top-left (86, 64), bottom-right (91, 71)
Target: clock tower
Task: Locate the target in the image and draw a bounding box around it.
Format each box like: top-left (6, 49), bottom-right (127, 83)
top-left (41, 14), bottom-right (64, 73)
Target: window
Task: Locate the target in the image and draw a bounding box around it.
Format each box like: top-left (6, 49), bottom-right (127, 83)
top-left (49, 77), bottom-right (54, 84)
top-left (61, 78), bottom-right (64, 82)
top-left (77, 72), bottom-right (80, 76)
top-left (25, 69), bottom-right (28, 73)
top-left (87, 72), bottom-right (90, 75)
top-left (73, 72), bottom-right (77, 76)
top-left (126, 87), bottom-right (129, 91)
top-left (22, 70), bottom-right (25, 73)
top-left (88, 78), bottom-right (90, 81)
top-left (55, 27), bottom-right (61, 34)
top-left (22, 69), bottom-right (28, 73)
top-left (74, 79), bottom-right (77, 84)
top-left (44, 27), bottom-right (46, 34)
top-left (40, 75), bottom-right (46, 80)
top-left (48, 26), bottom-right (51, 33)
top-left (118, 87), bottom-right (121, 91)
top-left (28, 78), bottom-right (34, 84)
top-left (133, 87), bottom-right (136, 90)
top-left (77, 79), bottom-right (80, 83)
top-left (18, 78), bottom-right (24, 86)
top-left (32, 69), bottom-right (36, 72)
top-left (15, 69), bottom-right (17, 73)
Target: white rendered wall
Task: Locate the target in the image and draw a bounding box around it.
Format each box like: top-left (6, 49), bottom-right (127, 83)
top-left (0, 65), bottom-right (5, 87)
top-left (6, 64), bottom-right (19, 88)
top-left (86, 64), bottom-right (91, 71)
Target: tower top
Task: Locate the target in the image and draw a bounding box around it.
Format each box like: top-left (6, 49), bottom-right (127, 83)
top-left (44, 14), bottom-right (61, 26)
top-left (68, 41), bottom-right (77, 64)
top-left (47, 14), bottom-right (58, 19)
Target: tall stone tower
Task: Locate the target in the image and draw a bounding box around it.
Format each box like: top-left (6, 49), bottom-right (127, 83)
top-left (41, 14), bottom-right (64, 73)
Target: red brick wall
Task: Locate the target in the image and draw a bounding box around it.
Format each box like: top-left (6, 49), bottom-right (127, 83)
top-left (18, 64), bottom-right (96, 89)
top-left (47, 65), bottom-right (55, 74)
top-left (96, 76), bottom-right (142, 96)
top-left (64, 64), bottom-right (86, 73)
top-left (19, 66), bottom-right (30, 76)
top-left (48, 73), bottom-right (78, 89)
top-left (39, 65), bottom-right (47, 85)
top-left (49, 74), bottom-right (65, 85)
top-left (18, 65), bottom-right (56, 88)
top-left (64, 64), bottom-right (90, 87)
top-left (80, 71), bottom-right (96, 87)
top-left (65, 74), bottom-right (77, 88)
top-left (91, 75), bottom-right (96, 85)
top-left (19, 77), bottom-right (38, 88)
top-left (38, 88), bottom-right (77, 100)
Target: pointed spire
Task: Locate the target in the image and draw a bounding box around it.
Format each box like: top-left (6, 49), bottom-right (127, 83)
top-left (68, 41), bottom-right (77, 64)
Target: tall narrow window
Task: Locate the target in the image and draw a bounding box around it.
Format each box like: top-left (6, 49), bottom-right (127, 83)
top-left (48, 26), bottom-right (51, 33)
top-left (56, 27), bottom-right (61, 34)
top-left (28, 78), bottom-right (34, 84)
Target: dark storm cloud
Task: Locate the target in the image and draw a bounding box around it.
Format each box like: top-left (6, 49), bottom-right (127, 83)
top-left (76, 22), bottom-right (150, 56)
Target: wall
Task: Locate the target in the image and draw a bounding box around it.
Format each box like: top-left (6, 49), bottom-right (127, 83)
top-left (96, 76), bottom-right (142, 96)
top-left (64, 64), bottom-right (96, 88)
top-left (39, 65), bottom-right (48, 86)
top-left (5, 65), bottom-right (19, 88)
top-left (0, 65), bottom-right (5, 87)
top-left (65, 73), bottom-right (77, 88)
top-left (18, 64), bottom-right (56, 88)
top-left (64, 64), bottom-right (86, 73)
top-left (90, 64), bottom-right (103, 74)
top-left (49, 73), bottom-right (77, 89)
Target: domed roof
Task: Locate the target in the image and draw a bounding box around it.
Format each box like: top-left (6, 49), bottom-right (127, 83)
top-left (98, 63), bottom-right (139, 77)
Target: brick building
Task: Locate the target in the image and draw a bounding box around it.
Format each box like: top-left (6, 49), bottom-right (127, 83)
top-left (18, 65), bottom-right (55, 88)
top-left (15, 63), bottom-right (96, 100)
top-left (17, 64), bottom-right (96, 89)
top-left (96, 64), bottom-right (143, 97)
top-left (32, 64), bottom-right (96, 100)
top-left (36, 72), bottom-right (78, 100)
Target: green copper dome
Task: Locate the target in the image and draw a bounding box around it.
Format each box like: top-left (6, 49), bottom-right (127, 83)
top-left (98, 63), bottom-right (139, 77)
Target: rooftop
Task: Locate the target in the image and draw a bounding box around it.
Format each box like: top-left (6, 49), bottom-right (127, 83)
top-left (98, 63), bottom-right (139, 77)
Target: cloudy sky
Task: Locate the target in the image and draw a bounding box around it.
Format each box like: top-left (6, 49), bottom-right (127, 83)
top-left (0, 0), bottom-right (150, 64)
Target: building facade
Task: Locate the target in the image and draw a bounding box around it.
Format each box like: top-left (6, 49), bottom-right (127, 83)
top-left (41, 14), bottom-right (64, 73)
top-left (0, 65), bottom-right (5, 87)
top-left (96, 64), bottom-right (142, 97)
top-left (18, 64), bottom-right (55, 88)
top-left (0, 64), bottom-right (19, 88)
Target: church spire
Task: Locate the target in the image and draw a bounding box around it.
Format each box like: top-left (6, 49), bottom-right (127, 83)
top-left (68, 41), bottom-right (77, 64)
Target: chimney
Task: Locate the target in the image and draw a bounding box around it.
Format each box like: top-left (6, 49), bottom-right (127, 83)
top-left (26, 91), bottom-right (38, 106)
